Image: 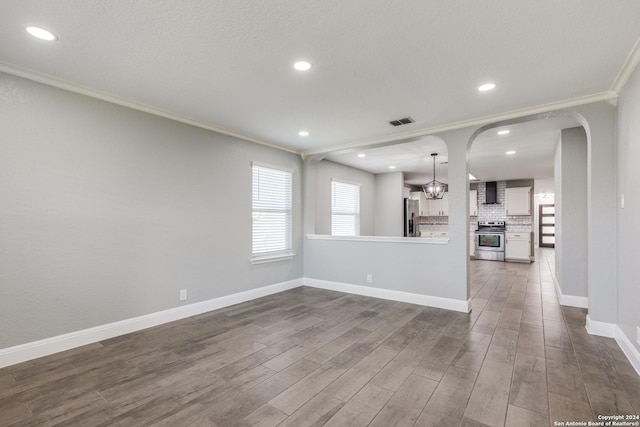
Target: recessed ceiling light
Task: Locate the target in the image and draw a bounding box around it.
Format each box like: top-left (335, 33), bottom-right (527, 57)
top-left (357, 153), bottom-right (366, 158)
top-left (478, 83), bottom-right (496, 92)
top-left (388, 165), bottom-right (396, 169)
top-left (506, 150), bottom-right (516, 155)
top-left (26, 26), bottom-right (57, 41)
top-left (298, 131), bottom-right (309, 136)
top-left (497, 130), bottom-right (510, 135)
top-left (294, 61), bottom-right (311, 71)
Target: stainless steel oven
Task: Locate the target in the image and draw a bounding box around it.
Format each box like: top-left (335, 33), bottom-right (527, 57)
top-left (475, 221), bottom-right (505, 261)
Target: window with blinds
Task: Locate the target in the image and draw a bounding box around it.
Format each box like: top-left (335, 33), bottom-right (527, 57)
top-left (331, 180), bottom-right (360, 236)
top-left (252, 164), bottom-right (293, 262)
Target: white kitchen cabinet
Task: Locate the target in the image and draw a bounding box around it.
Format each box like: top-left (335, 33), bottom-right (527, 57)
top-left (427, 198), bottom-right (440, 216)
top-left (441, 192), bottom-right (449, 216)
top-left (412, 191), bottom-right (449, 217)
top-left (505, 232), bottom-right (531, 261)
top-left (427, 192), bottom-right (449, 216)
top-left (469, 190), bottom-right (478, 217)
top-left (470, 232), bottom-right (476, 257)
top-left (410, 191), bottom-right (428, 216)
top-left (505, 187), bottom-right (531, 216)
top-left (420, 230), bottom-right (449, 238)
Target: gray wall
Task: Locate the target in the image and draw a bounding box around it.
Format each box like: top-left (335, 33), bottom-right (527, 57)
top-left (616, 62), bottom-right (640, 354)
top-left (374, 172), bottom-right (404, 237)
top-left (554, 127), bottom-right (588, 299)
top-left (314, 160), bottom-right (375, 235)
top-left (574, 102), bottom-right (617, 324)
top-left (0, 72), bottom-right (303, 349)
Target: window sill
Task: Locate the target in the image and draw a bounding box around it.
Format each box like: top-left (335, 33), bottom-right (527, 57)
top-left (305, 234), bottom-right (449, 244)
top-left (250, 253), bottom-right (295, 264)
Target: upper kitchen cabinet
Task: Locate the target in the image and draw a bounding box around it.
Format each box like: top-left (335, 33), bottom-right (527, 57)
top-left (410, 191), bottom-right (428, 216)
top-left (505, 187), bottom-right (531, 216)
top-left (410, 190), bottom-right (449, 216)
top-left (469, 190), bottom-right (478, 216)
top-left (428, 192), bottom-right (449, 216)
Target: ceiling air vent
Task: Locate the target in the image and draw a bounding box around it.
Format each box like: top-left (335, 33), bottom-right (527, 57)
top-left (389, 116), bottom-right (415, 127)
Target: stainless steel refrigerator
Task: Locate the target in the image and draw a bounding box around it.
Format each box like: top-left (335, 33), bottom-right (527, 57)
top-left (404, 198), bottom-right (419, 237)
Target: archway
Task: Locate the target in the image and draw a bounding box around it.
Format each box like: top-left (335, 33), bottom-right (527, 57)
top-left (465, 110), bottom-right (590, 314)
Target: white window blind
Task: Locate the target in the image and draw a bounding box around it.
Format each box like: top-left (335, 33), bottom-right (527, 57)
top-left (331, 180), bottom-right (360, 236)
top-left (252, 164), bottom-right (292, 260)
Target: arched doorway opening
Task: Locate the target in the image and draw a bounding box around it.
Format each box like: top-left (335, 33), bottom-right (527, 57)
top-left (466, 111), bottom-right (590, 314)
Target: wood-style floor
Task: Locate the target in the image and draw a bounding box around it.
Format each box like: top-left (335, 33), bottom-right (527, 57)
top-left (1, 249), bottom-right (639, 426)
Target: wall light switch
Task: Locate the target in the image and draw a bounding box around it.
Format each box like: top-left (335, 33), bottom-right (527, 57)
top-left (621, 194), bottom-right (625, 209)
top-left (180, 289), bottom-right (188, 301)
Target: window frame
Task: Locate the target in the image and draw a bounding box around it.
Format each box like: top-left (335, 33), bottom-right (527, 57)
top-left (251, 162), bottom-right (294, 264)
top-left (331, 179), bottom-right (361, 237)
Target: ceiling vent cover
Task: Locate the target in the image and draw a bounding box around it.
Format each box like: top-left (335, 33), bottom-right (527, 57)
top-left (389, 116), bottom-right (415, 127)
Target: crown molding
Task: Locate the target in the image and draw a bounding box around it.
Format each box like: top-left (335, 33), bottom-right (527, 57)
top-left (303, 91), bottom-right (616, 156)
top-left (0, 63), bottom-right (301, 156)
top-left (611, 34), bottom-right (640, 94)
top-left (0, 62), bottom-right (621, 159)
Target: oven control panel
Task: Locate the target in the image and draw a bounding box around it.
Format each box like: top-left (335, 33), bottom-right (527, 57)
top-left (478, 221), bottom-right (505, 227)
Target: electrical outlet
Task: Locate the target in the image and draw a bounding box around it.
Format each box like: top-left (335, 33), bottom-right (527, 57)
top-left (179, 289), bottom-right (187, 301)
top-left (366, 274), bottom-right (373, 283)
top-left (636, 326), bottom-right (640, 346)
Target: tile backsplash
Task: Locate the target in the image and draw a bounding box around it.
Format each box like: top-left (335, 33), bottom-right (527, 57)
top-left (418, 217), bottom-right (448, 232)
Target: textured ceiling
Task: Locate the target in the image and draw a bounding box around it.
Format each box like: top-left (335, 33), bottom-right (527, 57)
top-left (1, 1), bottom-right (640, 155)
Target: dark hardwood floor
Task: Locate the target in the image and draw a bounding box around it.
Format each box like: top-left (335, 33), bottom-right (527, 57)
top-left (1, 249), bottom-right (639, 426)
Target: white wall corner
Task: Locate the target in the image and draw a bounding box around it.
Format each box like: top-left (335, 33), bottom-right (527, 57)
top-left (0, 278), bottom-right (303, 369)
top-left (303, 277), bottom-right (470, 313)
top-left (554, 281), bottom-right (588, 308)
top-left (615, 326), bottom-right (640, 376)
top-left (585, 314), bottom-right (616, 338)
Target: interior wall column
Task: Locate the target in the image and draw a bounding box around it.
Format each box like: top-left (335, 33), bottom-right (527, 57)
top-left (572, 102), bottom-right (618, 326)
top-left (436, 127), bottom-right (476, 300)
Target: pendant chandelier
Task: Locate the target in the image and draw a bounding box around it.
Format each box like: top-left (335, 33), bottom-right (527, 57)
top-left (422, 153), bottom-right (447, 200)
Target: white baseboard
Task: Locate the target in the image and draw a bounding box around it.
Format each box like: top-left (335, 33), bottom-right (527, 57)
top-left (558, 294), bottom-right (589, 308)
top-left (303, 278), bottom-right (470, 313)
top-left (0, 278), bottom-right (303, 369)
top-left (615, 326), bottom-right (640, 376)
top-left (585, 314), bottom-right (616, 338)
top-left (554, 281), bottom-right (588, 308)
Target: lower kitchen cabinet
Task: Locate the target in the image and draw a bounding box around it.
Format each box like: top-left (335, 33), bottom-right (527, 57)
top-left (420, 230), bottom-right (449, 238)
top-left (505, 232), bottom-right (531, 262)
